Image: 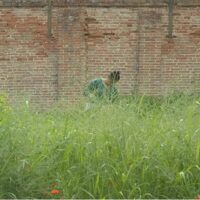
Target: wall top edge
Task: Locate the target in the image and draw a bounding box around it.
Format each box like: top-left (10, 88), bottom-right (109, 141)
top-left (0, 0), bottom-right (200, 8)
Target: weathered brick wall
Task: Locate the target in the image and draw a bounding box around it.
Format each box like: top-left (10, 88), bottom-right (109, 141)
top-left (162, 7), bottom-right (200, 94)
top-left (0, 7), bottom-right (61, 106)
top-left (0, 0), bottom-right (200, 106)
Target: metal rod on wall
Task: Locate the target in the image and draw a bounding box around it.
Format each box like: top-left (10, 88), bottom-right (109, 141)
top-left (134, 9), bottom-right (141, 94)
top-left (168, 0), bottom-right (174, 38)
top-left (48, 0), bottom-right (52, 37)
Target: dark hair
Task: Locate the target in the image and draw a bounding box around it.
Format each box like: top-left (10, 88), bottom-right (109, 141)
top-left (109, 71), bottom-right (120, 82)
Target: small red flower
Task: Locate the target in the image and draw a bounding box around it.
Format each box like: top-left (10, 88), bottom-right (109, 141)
top-left (194, 195), bottom-right (200, 200)
top-left (50, 189), bottom-right (60, 195)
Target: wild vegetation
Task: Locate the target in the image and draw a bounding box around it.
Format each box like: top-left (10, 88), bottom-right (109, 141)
top-left (0, 94), bottom-right (199, 199)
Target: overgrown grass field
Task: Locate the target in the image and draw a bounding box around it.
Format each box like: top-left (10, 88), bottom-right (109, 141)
top-left (0, 94), bottom-right (200, 199)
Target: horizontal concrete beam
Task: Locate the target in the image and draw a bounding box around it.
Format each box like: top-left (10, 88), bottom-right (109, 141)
top-left (0, 0), bottom-right (200, 7)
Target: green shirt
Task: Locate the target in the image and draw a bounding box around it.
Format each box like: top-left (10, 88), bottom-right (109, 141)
top-left (84, 78), bottom-right (118, 101)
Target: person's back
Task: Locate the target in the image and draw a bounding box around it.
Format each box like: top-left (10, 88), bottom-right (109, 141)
top-left (85, 78), bottom-right (105, 98)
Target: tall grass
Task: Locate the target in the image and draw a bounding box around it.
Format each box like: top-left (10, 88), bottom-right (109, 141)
top-left (0, 94), bottom-right (199, 199)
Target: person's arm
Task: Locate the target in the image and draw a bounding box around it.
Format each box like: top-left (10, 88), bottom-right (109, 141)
top-left (109, 86), bottom-right (119, 102)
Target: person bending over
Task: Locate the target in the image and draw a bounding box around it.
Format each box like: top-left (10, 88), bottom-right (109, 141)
top-left (84, 71), bottom-right (120, 102)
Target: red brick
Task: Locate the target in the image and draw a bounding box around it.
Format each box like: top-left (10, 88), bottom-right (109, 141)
top-left (0, 2), bottom-right (200, 107)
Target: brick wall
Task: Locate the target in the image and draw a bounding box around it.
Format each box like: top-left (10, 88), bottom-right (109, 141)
top-left (0, 0), bottom-right (200, 106)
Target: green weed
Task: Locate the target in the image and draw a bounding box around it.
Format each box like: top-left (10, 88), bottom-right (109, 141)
top-left (0, 94), bottom-right (199, 199)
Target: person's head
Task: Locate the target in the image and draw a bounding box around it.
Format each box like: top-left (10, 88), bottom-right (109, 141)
top-left (109, 71), bottom-right (120, 84)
